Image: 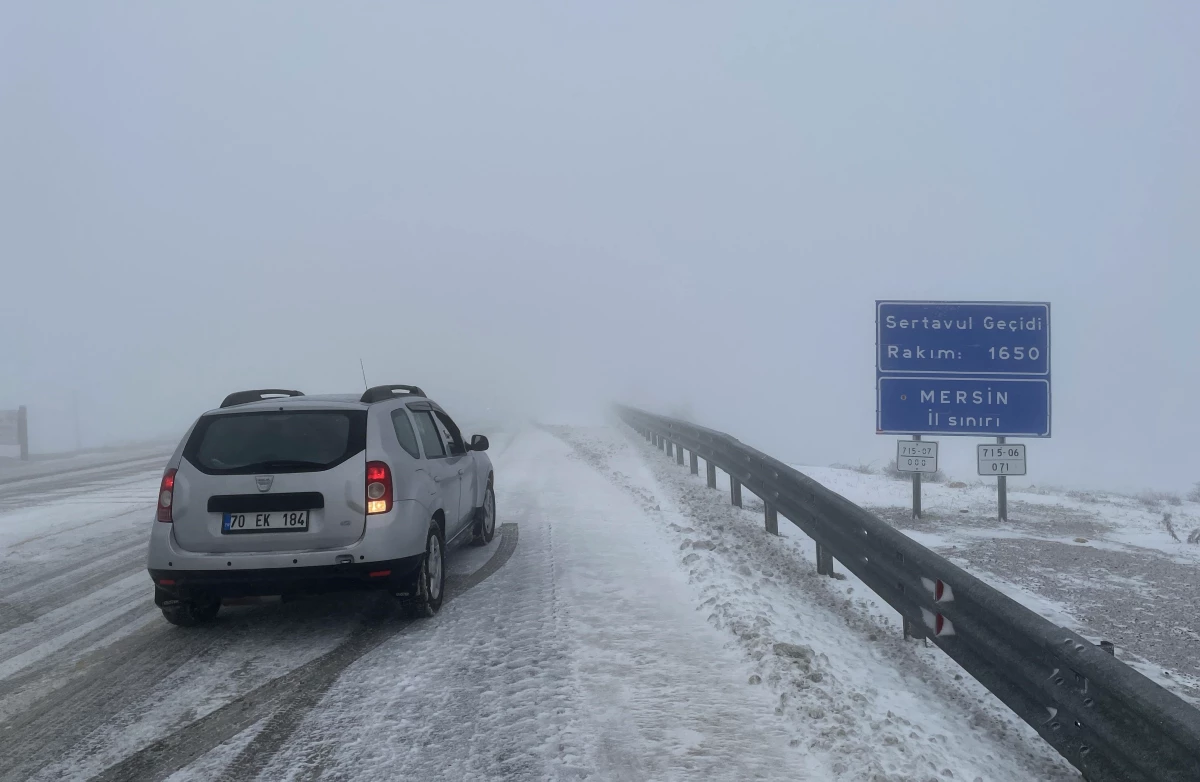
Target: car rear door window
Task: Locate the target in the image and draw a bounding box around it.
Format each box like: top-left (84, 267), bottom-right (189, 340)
top-left (184, 410), bottom-right (367, 474)
top-left (412, 411), bottom-right (446, 458)
top-left (391, 409), bottom-right (421, 459)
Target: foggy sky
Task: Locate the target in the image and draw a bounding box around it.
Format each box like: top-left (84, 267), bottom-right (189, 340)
top-left (2, 3), bottom-right (1197, 492)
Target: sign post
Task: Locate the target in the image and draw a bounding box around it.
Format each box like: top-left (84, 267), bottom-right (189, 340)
top-left (912, 435), bottom-right (922, 519)
top-left (996, 436), bottom-right (1007, 521)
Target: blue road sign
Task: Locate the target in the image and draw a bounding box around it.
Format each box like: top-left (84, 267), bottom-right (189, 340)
top-left (877, 377), bottom-right (1051, 436)
top-left (876, 301), bottom-right (1051, 437)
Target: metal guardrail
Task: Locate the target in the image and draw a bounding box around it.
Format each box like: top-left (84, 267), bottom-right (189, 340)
top-left (616, 404), bottom-right (1200, 782)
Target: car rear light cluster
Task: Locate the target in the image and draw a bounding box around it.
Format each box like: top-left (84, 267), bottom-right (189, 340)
top-left (366, 461), bottom-right (392, 515)
top-left (157, 468), bottom-right (177, 522)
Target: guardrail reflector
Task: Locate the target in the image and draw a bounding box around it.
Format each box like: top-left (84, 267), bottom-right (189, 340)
top-left (921, 577), bottom-right (954, 603)
top-left (921, 608), bottom-right (956, 636)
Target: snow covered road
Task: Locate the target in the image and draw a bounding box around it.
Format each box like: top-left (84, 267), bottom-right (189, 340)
top-left (1, 425), bottom-right (1081, 781)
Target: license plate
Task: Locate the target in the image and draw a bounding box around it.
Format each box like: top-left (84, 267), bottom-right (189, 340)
top-left (222, 510), bottom-right (309, 533)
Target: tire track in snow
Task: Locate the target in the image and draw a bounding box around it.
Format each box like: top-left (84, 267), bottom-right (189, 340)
top-left (0, 610), bottom-right (214, 782)
top-left (0, 550), bottom-right (147, 638)
top-left (0, 599), bottom-right (154, 706)
top-left (0, 547), bottom-right (148, 647)
top-left (253, 493), bottom-right (587, 782)
top-left (87, 523), bottom-right (519, 782)
top-left (0, 536), bottom-right (145, 601)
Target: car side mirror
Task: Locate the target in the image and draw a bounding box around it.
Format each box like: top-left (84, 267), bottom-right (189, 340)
top-left (470, 434), bottom-right (490, 452)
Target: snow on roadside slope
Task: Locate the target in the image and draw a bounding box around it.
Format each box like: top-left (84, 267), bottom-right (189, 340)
top-left (801, 466), bottom-right (1200, 562)
top-left (800, 465), bottom-right (1200, 702)
top-left (550, 424), bottom-right (1079, 782)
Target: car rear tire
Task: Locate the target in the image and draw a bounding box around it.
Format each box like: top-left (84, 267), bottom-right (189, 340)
top-left (160, 595), bottom-right (221, 627)
top-left (470, 484), bottom-right (496, 546)
top-left (406, 520), bottom-right (445, 617)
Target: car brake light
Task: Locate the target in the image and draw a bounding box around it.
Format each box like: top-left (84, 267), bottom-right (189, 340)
top-left (157, 468), bottom-right (177, 523)
top-left (366, 461), bottom-right (392, 515)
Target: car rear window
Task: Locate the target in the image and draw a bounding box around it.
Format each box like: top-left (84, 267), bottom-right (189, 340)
top-left (391, 410), bottom-right (421, 459)
top-left (184, 410), bottom-right (367, 474)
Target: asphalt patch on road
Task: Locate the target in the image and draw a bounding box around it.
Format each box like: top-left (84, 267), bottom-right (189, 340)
top-left (86, 523), bottom-right (518, 782)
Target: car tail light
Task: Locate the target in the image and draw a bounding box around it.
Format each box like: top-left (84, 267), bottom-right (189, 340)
top-left (157, 468), bottom-right (177, 523)
top-left (366, 461), bottom-right (392, 515)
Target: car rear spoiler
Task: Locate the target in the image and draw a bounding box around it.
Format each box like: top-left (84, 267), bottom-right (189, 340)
top-left (219, 389), bottom-right (305, 408)
top-left (360, 385), bottom-right (426, 403)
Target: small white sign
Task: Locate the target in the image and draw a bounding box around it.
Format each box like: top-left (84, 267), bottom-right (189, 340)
top-left (0, 410), bottom-right (18, 447)
top-left (896, 440), bottom-right (939, 473)
top-left (978, 443), bottom-right (1026, 476)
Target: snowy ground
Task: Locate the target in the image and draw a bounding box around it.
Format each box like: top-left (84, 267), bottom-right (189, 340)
top-left (796, 465), bottom-right (1200, 703)
top-left (0, 424), bottom-right (1083, 781)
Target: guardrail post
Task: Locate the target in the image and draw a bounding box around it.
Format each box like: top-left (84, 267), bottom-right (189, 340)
top-left (676, 445), bottom-right (684, 465)
top-left (816, 542), bottom-right (827, 575)
top-left (706, 461), bottom-right (716, 489)
top-left (665, 441), bottom-right (673, 458)
top-left (903, 616), bottom-right (927, 641)
top-left (764, 503), bottom-right (779, 535)
top-left (730, 477), bottom-right (742, 507)
top-left (689, 451), bottom-right (698, 475)
top-left (912, 435), bottom-right (922, 519)
top-left (1100, 640), bottom-right (1115, 656)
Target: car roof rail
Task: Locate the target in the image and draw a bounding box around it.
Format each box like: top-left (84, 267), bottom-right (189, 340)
top-left (360, 384), bottom-right (426, 403)
top-left (219, 389), bottom-right (305, 408)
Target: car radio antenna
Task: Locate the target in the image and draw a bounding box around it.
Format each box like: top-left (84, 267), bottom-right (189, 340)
top-left (359, 358), bottom-right (369, 390)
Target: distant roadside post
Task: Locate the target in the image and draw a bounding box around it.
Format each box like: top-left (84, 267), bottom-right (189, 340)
top-left (0, 406), bottom-right (29, 461)
top-left (876, 301), bottom-right (1051, 522)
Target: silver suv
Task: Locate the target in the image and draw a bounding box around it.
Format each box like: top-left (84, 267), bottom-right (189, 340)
top-left (147, 385), bottom-right (495, 626)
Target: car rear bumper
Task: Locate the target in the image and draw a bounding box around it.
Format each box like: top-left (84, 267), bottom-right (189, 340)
top-left (149, 554), bottom-right (424, 600)
top-left (146, 499), bottom-right (432, 573)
